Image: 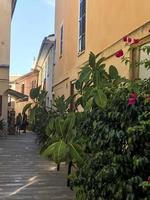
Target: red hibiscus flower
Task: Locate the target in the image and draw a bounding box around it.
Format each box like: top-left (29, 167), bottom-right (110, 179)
top-left (123, 36), bottom-right (128, 42)
top-left (133, 39), bottom-right (140, 44)
top-left (128, 98), bottom-right (136, 105)
top-left (128, 37), bottom-right (132, 43)
top-left (128, 92), bottom-right (137, 105)
top-left (115, 49), bottom-right (124, 58)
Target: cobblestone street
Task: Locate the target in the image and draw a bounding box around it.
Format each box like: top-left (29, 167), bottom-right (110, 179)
top-left (0, 133), bottom-right (74, 200)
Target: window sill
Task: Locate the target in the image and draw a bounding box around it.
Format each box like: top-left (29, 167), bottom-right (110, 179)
top-left (78, 50), bottom-right (85, 57)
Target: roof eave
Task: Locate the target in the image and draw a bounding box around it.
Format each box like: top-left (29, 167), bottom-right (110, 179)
top-left (11, 0), bottom-right (17, 18)
top-left (14, 70), bottom-right (39, 83)
top-left (35, 35), bottom-right (55, 70)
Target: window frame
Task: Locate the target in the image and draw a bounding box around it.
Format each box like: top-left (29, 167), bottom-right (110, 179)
top-left (130, 36), bottom-right (150, 80)
top-left (21, 84), bottom-right (25, 94)
top-left (78, 0), bottom-right (86, 54)
top-left (60, 24), bottom-right (64, 57)
top-left (31, 80), bottom-right (37, 89)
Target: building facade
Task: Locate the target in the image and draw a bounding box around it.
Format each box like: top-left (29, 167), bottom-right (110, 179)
top-left (9, 75), bottom-right (21, 110)
top-left (35, 34), bottom-right (55, 108)
top-left (54, 0), bottom-right (150, 98)
top-left (14, 70), bottom-right (39, 114)
top-left (0, 0), bottom-right (17, 120)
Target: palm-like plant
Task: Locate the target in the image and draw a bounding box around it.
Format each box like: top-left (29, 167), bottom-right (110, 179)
top-left (43, 112), bottom-right (84, 186)
top-left (23, 86), bottom-right (48, 123)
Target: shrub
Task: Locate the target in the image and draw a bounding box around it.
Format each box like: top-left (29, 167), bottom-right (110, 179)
top-left (24, 47), bottom-right (150, 199)
top-left (72, 80), bottom-right (150, 199)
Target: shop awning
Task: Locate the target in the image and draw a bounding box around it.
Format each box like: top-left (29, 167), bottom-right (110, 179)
top-left (7, 89), bottom-right (28, 101)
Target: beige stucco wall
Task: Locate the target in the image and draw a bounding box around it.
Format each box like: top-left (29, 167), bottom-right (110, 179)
top-left (0, 0), bottom-right (11, 66)
top-left (54, 0), bottom-right (150, 97)
top-left (53, 79), bottom-right (70, 99)
top-left (0, 0), bottom-right (12, 120)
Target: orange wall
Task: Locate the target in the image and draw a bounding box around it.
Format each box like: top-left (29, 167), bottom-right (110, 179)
top-left (54, 0), bottom-right (150, 97)
top-left (16, 73), bottom-right (38, 96)
top-left (15, 72), bottom-right (38, 114)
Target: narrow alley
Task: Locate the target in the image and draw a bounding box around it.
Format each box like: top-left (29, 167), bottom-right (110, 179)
top-left (0, 133), bottom-right (74, 200)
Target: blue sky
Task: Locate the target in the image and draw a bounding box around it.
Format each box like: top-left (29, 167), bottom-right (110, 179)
top-left (10, 0), bottom-right (55, 75)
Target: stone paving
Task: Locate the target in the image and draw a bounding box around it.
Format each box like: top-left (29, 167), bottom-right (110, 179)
top-left (0, 133), bottom-right (74, 200)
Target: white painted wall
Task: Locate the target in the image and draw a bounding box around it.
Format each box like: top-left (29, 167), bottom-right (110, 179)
top-left (46, 45), bottom-right (55, 108)
top-left (139, 43), bottom-right (150, 79)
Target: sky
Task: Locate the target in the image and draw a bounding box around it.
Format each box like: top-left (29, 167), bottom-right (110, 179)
top-left (10, 0), bottom-right (55, 75)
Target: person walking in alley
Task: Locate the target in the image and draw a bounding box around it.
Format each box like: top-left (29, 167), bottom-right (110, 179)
top-left (16, 113), bottom-right (22, 134)
top-left (22, 113), bottom-right (28, 133)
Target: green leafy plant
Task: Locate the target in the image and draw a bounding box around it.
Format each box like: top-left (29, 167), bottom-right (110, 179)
top-left (23, 87), bottom-right (49, 143)
top-left (75, 52), bottom-right (120, 110)
top-left (24, 48), bottom-right (150, 199)
top-left (43, 112), bottom-right (85, 186)
top-left (72, 82), bottom-right (150, 199)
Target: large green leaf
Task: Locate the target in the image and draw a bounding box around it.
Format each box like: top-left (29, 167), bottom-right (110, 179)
top-left (43, 140), bottom-right (68, 164)
top-left (48, 119), bottom-right (55, 131)
top-left (93, 70), bottom-right (102, 87)
top-left (96, 57), bottom-right (106, 67)
top-left (84, 98), bottom-right (93, 111)
top-left (42, 141), bottom-right (56, 156)
top-left (94, 89), bottom-right (107, 108)
top-left (69, 143), bottom-right (84, 166)
top-left (109, 65), bottom-right (119, 80)
top-left (55, 117), bottom-right (64, 138)
top-left (22, 103), bottom-right (32, 114)
top-left (63, 112), bottom-right (76, 141)
top-left (89, 52), bottom-right (96, 68)
top-left (79, 66), bottom-right (91, 83)
top-left (45, 119), bottom-right (55, 136)
top-left (30, 86), bottom-right (41, 100)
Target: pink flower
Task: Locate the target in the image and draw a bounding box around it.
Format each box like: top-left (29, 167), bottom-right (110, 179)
top-left (128, 98), bottom-right (136, 105)
top-left (115, 49), bottom-right (124, 58)
top-left (128, 37), bottom-right (132, 43)
top-left (133, 39), bottom-right (140, 44)
top-left (128, 92), bottom-right (137, 105)
top-left (123, 36), bottom-right (128, 42)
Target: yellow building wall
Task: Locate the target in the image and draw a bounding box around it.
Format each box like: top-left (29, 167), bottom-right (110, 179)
top-left (54, 0), bottom-right (150, 97)
top-left (0, 0), bottom-right (11, 65)
top-left (0, 0), bottom-right (12, 120)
